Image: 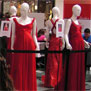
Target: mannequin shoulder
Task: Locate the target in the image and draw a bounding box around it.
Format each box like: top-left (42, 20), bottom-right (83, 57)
top-left (59, 19), bottom-right (64, 21)
top-left (58, 19), bottom-right (64, 23)
top-left (65, 19), bottom-right (72, 26)
top-left (9, 17), bottom-right (18, 21)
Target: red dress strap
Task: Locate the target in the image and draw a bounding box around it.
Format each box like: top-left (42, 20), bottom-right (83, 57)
top-left (50, 19), bottom-right (54, 25)
top-left (31, 18), bottom-right (35, 24)
top-left (13, 18), bottom-right (17, 23)
top-left (51, 19), bottom-right (59, 32)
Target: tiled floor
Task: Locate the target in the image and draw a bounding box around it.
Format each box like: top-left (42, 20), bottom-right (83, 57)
top-left (85, 70), bottom-right (91, 90)
top-left (36, 68), bottom-right (91, 91)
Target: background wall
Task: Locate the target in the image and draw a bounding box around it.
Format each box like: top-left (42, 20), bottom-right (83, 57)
top-left (64, 0), bottom-right (91, 19)
top-left (55, 0), bottom-right (64, 19)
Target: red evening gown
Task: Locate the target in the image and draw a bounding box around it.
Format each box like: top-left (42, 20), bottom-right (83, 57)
top-left (10, 18), bottom-right (37, 91)
top-left (55, 20), bottom-right (85, 90)
top-left (42, 19), bottom-right (63, 87)
top-left (6, 17), bottom-right (16, 73)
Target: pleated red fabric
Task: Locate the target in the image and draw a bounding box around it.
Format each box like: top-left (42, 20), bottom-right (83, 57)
top-left (42, 19), bottom-right (63, 87)
top-left (10, 18), bottom-right (37, 91)
top-left (55, 20), bottom-right (85, 91)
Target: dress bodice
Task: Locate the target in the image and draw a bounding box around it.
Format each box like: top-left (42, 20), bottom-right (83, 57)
top-left (69, 20), bottom-right (84, 50)
top-left (69, 20), bottom-right (82, 40)
top-left (13, 18), bottom-right (35, 36)
top-left (13, 18), bottom-right (35, 50)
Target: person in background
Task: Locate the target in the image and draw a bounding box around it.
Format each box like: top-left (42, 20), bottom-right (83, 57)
top-left (82, 28), bottom-right (91, 44)
top-left (37, 29), bottom-right (47, 68)
top-left (37, 29), bottom-right (47, 42)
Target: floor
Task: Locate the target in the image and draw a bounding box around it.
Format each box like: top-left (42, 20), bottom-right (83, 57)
top-left (36, 68), bottom-right (91, 91)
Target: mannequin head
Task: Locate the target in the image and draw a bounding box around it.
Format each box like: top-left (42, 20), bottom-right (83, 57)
top-left (10, 6), bottom-right (17, 16)
top-left (20, 3), bottom-right (30, 17)
top-left (52, 7), bottom-right (60, 17)
top-left (72, 4), bottom-right (81, 17)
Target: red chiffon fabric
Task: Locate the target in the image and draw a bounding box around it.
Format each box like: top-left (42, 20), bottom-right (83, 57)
top-left (42, 19), bottom-right (63, 87)
top-left (6, 17), bottom-right (17, 72)
top-left (55, 20), bottom-right (85, 90)
top-left (10, 18), bottom-right (37, 90)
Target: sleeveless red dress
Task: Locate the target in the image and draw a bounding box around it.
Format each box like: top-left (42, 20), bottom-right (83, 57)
top-left (55, 20), bottom-right (85, 90)
top-left (42, 19), bottom-right (63, 87)
top-left (6, 17), bottom-right (16, 73)
top-left (10, 18), bottom-right (37, 91)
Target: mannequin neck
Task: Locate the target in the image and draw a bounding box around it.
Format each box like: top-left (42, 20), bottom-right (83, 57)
top-left (71, 14), bottom-right (77, 21)
top-left (53, 14), bottom-right (59, 20)
top-left (71, 14), bottom-right (79, 25)
top-left (20, 15), bottom-right (28, 20)
top-left (11, 13), bottom-right (16, 17)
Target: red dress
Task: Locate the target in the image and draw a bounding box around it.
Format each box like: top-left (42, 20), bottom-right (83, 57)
top-left (55, 20), bottom-right (85, 90)
top-left (42, 19), bottom-right (63, 87)
top-left (6, 16), bottom-right (17, 73)
top-left (10, 18), bottom-right (37, 90)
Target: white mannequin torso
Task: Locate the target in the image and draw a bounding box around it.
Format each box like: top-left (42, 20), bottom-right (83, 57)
top-left (46, 7), bottom-right (65, 50)
top-left (11, 3), bottom-right (39, 52)
top-left (46, 7), bottom-right (64, 35)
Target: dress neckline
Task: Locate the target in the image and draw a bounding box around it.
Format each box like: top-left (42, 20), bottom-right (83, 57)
top-left (71, 19), bottom-right (80, 26)
top-left (14, 18), bottom-right (34, 26)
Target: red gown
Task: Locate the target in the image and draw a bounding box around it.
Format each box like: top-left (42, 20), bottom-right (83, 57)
top-left (55, 20), bottom-right (85, 90)
top-left (10, 18), bottom-right (37, 90)
top-left (42, 19), bottom-right (63, 87)
top-left (6, 16), bottom-right (17, 73)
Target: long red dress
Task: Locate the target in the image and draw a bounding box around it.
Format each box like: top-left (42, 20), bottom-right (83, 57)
top-left (42, 19), bottom-right (63, 87)
top-left (55, 20), bottom-right (85, 90)
top-left (10, 18), bottom-right (37, 90)
top-left (6, 18), bottom-right (11, 70)
top-left (6, 17), bottom-right (16, 73)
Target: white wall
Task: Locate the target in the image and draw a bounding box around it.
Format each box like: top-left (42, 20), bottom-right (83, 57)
top-left (29, 13), bottom-right (45, 31)
top-left (55, 0), bottom-right (64, 19)
top-left (79, 20), bottom-right (91, 33)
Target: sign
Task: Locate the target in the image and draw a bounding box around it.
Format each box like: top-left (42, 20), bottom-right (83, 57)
top-left (0, 21), bottom-right (12, 37)
top-left (56, 19), bottom-right (64, 38)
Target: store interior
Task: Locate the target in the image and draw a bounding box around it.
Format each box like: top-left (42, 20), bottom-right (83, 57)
top-left (0, 0), bottom-right (91, 91)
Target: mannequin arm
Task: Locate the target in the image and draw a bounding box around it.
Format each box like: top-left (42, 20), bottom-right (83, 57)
top-left (84, 40), bottom-right (90, 48)
top-left (32, 19), bottom-right (39, 50)
top-left (11, 20), bottom-right (15, 50)
top-left (61, 38), bottom-right (65, 50)
top-left (64, 19), bottom-right (72, 50)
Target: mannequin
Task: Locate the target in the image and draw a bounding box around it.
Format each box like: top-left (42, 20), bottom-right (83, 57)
top-left (42, 7), bottom-right (64, 87)
top-left (10, 3), bottom-right (37, 90)
top-left (6, 5), bottom-right (18, 73)
top-left (64, 4), bottom-right (89, 50)
top-left (7, 5), bottom-right (18, 49)
top-left (9, 5), bottom-right (17, 18)
top-left (55, 4), bottom-right (86, 90)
